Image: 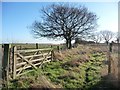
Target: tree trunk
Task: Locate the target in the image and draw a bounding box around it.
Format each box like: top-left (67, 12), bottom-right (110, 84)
top-left (66, 39), bottom-right (72, 49)
top-left (68, 39), bottom-right (72, 49)
top-left (66, 39), bottom-right (69, 49)
top-left (106, 41), bottom-right (109, 45)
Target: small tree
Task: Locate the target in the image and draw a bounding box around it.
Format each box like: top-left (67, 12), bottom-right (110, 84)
top-left (100, 30), bottom-right (114, 45)
top-left (31, 4), bottom-right (98, 49)
top-left (91, 32), bottom-right (102, 43)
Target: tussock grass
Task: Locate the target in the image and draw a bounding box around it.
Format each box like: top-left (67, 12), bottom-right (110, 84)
top-left (41, 45), bottom-right (106, 89)
top-left (7, 69), bottom-right (58, 89)
top-left (7, 44), bottom-right (107, 89)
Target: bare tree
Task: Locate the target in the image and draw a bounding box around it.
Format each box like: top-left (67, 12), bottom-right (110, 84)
top-left (91, 32), bottom-right (102, 43)
top-left (31, 4), bottom-right (98, 49)
top-left (100, 30), bottom-right (114, 45)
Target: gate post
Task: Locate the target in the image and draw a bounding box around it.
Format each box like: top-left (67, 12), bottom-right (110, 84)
top-left (51, 45), bottom-right (54, 61)
top-left (108, 51), bottom-right (111, 74)
top-left (36, 43), bottom-right (38, 49)
top-left (2, 44), bottom-right (11, 87)
top-left (13, 46), bottom-right (17, 79)
top-left (57, 46), bottom-right (60, 52)
top-left (108, 43), bottom-right (112, 74)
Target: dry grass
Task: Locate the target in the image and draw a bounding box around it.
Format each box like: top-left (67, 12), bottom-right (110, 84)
top-left (53, 51), bottom-right (65, 61)
top-left (29, 75), bottom-right (56, 89)
top-left (54, 45), bottom-right (104, 62)
top-left (100, 53), bottom-right (118, 78)
top-left (111, 53), bottom-right (118, 79)
top-left (54, 44), bottom-right (119, 82)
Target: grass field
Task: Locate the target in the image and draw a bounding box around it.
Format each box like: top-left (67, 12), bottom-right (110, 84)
top-left (2, 43), bottom-right (119, 89)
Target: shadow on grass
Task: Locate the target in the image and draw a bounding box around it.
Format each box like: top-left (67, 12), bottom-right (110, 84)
top-left (88, 74), bottom-right (119, 90)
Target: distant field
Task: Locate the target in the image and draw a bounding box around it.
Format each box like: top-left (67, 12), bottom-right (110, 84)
top-left (2, 43), bottom-right (118, 51)
top-left (12, 43), bottom-right (52, 49)
top-left (2, 43), bottom-right (66, 51)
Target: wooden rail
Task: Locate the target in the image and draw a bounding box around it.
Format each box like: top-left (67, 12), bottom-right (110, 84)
top-left (16, 48), bottom-right (52, 53)
top-left (2, 44), bottom-right (53, 80)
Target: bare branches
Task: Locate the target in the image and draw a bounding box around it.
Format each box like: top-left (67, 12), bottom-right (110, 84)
top-left (92, 32), bottom-right (102, 43)
top-left (100, 30), bottom-right (114, 44)
top-left (31, 3), bottom-right (98, 49)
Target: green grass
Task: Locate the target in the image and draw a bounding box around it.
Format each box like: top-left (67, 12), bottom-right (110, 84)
top-left (5, 45), bottom-right (106, 89)
top-left (40, 52), bottom-right (105, 89)
top-left (7, 69), bottom-right (41, 89)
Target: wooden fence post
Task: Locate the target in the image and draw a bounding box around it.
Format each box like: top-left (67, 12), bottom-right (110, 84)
top-left (109, 42), bottom-right (113, 52)
top-left (51, 45), bottom-right (53, 48)
top-left (2, 44), bottom-right (10, 87)
top-left (36, 43), bottom-right (38, 49)
top-left (118, 42), bottom-right (120, 86)
top-left (108, 52), bottom-right (111, 74)
top-left (108, 43), bottom-right (112, 74)
top-left (20, 46), bottom-right (22, 50)
top-left (13, 46), bottom-right (17, 79)
top-left (7, 44), bottom-right (11, 85)
top-left (9, 47), bottom-right (13, 79)
top-left (51, 45), bottom-right (54, 61)
top-left (57, 46), bottom-right (60, 52)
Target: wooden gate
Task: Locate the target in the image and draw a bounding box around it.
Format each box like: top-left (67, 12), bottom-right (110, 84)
top-left (2, 44), bottom-right (53, 81)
